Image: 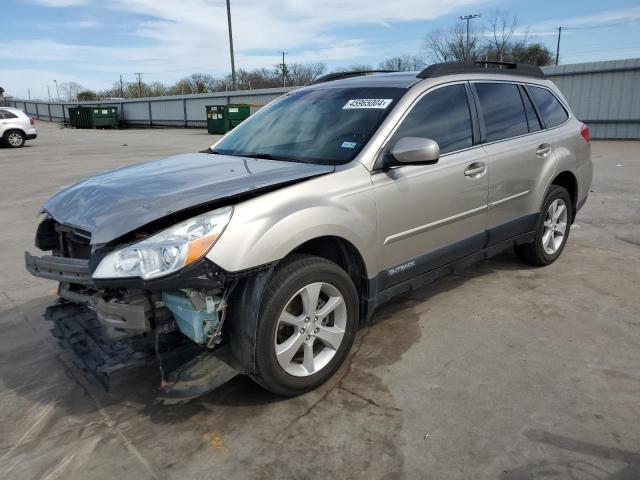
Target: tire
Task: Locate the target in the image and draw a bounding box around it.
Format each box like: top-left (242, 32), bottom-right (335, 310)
top-left (4, 130), bottom-right (25, 148)
top-left (516, 184), bottom-right (573, 266)
top-left (252, 255), bottom-right (359, 396)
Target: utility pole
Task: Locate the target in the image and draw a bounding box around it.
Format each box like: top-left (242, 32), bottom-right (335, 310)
top-left (459, 14), bottom-right (481, 61)
top-left (28, 88), bottom-right (31, 100)
top-left (555, 26), bottom-right (562, 65)
top-left (53, 79), bottom-right (60, 102)
top-left (226, 0), bottom-right (237, 90)
top-left (120, 74), bottom-right (124, 98)
top-left (47, 85), bottom-right (51, 102)
top-left (281, 51), bottom-right (288, 87)
top-left (135, 72), bottom-right (143, 98)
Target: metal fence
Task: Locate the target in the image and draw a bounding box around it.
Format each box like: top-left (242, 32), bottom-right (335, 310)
top-left (6, 58), bottom-right (640, 138)
top-left (6, 87), bottom-right (294, 128)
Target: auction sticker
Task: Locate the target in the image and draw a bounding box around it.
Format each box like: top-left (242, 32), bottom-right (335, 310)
top-left (343, 99), bottom-right (393, 109)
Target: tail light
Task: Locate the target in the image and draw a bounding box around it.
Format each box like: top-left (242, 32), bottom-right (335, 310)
top-left (580, 123), bottom-right (590, 143)
top-left (29, 118), bottom-right (35, 125)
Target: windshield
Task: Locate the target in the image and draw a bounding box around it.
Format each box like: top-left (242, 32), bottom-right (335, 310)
top-left (212, 86), bottom-right (405, 165)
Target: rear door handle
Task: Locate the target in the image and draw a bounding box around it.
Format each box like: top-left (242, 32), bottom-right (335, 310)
top-left (464, 162), bottom-right (487, 178)
top-left (536, 143), bottom-right (552, 158)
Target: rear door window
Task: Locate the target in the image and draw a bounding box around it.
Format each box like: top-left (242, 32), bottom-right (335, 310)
top-left (475, 83), bottom-right (529, 142)
top-left (519, 87), bottom-right (542, 132)
top-left (528, 86), bottom-right (569, 128)
top-left (391, 84), bottom-right (473, 155)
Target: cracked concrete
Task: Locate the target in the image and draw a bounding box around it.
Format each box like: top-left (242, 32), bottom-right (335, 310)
top-left (1, 123), bottom-right (639, 479)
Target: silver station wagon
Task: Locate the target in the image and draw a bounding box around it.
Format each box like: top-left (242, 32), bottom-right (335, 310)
top-left (26, 61), bottom-right (592, 402)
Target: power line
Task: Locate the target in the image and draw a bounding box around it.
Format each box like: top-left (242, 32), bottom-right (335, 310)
top-left (561, 20), bottom-right (637, 31)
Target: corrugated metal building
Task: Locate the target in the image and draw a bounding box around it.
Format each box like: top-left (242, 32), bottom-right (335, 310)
top-left (542, 58), bottom-right (640, 139)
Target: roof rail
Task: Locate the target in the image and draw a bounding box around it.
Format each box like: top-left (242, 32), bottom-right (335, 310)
top-left (311, 70), bottom-right (397, 85)
top-left (417, 61), bottom-right (545, 79)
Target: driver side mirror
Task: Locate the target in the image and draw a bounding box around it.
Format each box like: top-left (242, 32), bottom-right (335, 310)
top-left (391, 137), bottom-right (440, 165)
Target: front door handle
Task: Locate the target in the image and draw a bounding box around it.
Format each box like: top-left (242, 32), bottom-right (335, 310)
top-left (536, 143), bottom-right (552, 158)
top-left (464, 162), bottom-right (487, 178)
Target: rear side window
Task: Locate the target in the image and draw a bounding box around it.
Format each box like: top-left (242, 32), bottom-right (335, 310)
top-left (520, 88), bottom-right (542, 132)
top-left (529, 86), bottom-right (569, 128)
top-left (0, 110), bottom-right (18, 119)
top-left (475, 83), bottom-right (529, 142)
top-left (391, 84), bottom-right (473, 154)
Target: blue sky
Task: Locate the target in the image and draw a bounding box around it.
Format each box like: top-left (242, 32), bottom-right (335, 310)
top-left (2, 0), bottom-right (640, 99)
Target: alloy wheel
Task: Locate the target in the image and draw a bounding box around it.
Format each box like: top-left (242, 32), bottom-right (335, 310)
top-left (7, 132), bottom-right (24, 147)
top-left (274, 282), bottom-right (347, 377)
top-left (542, 198), bottom-right (568, 254)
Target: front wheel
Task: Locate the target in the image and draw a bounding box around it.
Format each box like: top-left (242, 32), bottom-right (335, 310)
top-left (516, 184), bottom-right (573, 266)
top-left (252, 255), bottom-right (359, 396)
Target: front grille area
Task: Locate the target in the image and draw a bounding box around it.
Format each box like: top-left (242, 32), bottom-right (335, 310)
top-left (36, 217), bottom-right (92, 259)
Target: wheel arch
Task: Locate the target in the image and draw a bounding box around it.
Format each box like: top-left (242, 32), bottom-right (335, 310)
top-left (224, 235), bottom-right (370, 373)
top-left (288, 235), bottom-right (369, 304)
top-left (3, 128), bottom-right (27, 138)
top-left (550, 170), bottom-right (578, 222)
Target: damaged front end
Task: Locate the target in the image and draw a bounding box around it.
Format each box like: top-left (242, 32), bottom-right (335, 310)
top-left (24, 153), bottom-right (333, 402)
top-left (25, 215), bottom-right (250, 403)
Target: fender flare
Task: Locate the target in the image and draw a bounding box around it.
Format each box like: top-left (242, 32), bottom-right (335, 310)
top-left (224, 266), bottom-right (275, 373)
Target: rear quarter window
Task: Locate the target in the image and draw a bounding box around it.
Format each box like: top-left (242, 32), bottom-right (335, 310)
top-left (0, 110), bottom-right (18, 119)
top-left (529, 86), bottom-right (569, 128)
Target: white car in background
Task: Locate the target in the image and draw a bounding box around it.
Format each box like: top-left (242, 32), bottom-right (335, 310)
top-left (0, 107), bottom-right (37, 148)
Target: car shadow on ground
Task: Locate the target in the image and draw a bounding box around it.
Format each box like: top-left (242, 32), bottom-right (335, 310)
top-left (3, 248), bottom-right (539, 423)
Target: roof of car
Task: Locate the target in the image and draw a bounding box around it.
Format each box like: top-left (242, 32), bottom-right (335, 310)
top-left (309, 62), bottom-right (546, 89)
top-left (310, 71), bottom-right (423, 89)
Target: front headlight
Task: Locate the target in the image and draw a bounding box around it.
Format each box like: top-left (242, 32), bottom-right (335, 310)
top-left (93, 206), bottom-right (232, 280)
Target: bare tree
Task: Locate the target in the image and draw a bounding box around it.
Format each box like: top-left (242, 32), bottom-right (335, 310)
top-left (484, 10), bottom-right (523, 62)
top-left (336, 63), bottom-right (374, 72)
top-left (422, 11), bottom-right (553, 66)
top-left (423, 29), bottom-right (453, 63)
top-left (59, 81), bottom-right (83, 101)
top-left (379, 55), bottom-right (425, 71)
top-left (146, 81), bottom-right (169, 97)
top-left (422, 24), bottom-right (481, 63)
top-left (272, 62), bottom-right (327, 86)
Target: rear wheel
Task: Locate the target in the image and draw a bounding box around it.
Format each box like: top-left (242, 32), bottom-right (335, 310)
top-left (252, 255), bottom-right (359, 396)
top-left (4, 130), bottom-right (25, 148)
top-left (516, 184), bottom-right (572, 265)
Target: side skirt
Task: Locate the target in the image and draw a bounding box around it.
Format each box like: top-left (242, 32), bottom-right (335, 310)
top-left (364, 230), bottom-right (535, 321)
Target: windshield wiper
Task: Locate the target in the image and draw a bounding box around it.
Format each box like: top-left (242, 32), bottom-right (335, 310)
top-left (234, 152), bottom-right (304, 163)
top-left (208, 150), bottom-right (308, 163)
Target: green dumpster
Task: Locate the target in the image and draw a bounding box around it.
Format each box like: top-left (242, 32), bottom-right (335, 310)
top-left (206, 104), bottom-right (250, 134)
top-left (206, 105), bottom-right (225, 134)
top-left (68, 106), bottom-right (119, 128)
top-left (68, 106), bottom-right (93, 128)
top-left (90, 106), bottom-right (119, 128)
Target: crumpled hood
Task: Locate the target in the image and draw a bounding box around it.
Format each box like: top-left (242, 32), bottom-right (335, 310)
top-left (43, 153), bottom-right (334, 244)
